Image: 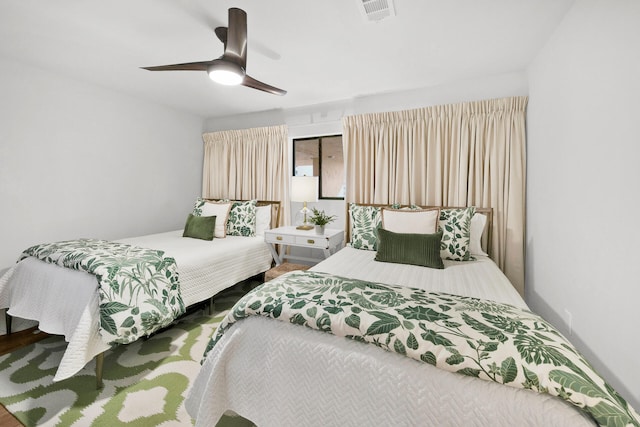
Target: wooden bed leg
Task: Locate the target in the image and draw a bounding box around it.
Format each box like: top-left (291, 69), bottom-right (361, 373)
top-left (95, 352), bottom-right (104, 389)
top-left (208, 297), bottom-right (215, 316)
top-left (4, 309), bottom-right (11, 335)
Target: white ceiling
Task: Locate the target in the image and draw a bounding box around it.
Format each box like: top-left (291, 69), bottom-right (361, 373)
top-left (0, 0), bottom-right (574, 119)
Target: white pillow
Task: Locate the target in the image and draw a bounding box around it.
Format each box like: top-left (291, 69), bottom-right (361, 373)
top-left (200, 201), bottom-right (232, 238)
top-left (381, 208), bottom-right (439, 234)
top-left (255, 205), bottom-right (272, 236)
top-left (469, 213), bottom-right (488, 256)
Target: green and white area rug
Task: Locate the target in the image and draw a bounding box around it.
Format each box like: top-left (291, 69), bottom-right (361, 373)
top-left (0, 283), bottom-right (255, 426)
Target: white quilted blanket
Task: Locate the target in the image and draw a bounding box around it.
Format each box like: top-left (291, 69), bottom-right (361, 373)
top-left (187, 316), bottom-right (594, 427)
top-left (0, 231), bottom-right (272, 381)
top-left (313, 247), bottom-right (526, 308)
top-left (186, 248), bottom-right (596, 426)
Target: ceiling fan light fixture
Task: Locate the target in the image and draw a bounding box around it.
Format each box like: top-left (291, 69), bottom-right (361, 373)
top-left (142, 8), bottom-right (286, 95)
top-left (208, 60), bottom-right (245, 86)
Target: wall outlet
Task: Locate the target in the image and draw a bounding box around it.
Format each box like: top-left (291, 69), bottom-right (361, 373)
top-left (564, 308), bottom-right (573, 335)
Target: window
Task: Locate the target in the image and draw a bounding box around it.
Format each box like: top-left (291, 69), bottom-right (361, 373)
top-left (293, 135), bottom-right (345, 199)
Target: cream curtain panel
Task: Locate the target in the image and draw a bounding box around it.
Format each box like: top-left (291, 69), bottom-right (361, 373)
top-left (342, 96), bottom-right (527, 295)
top-left (202, 124), bottom-right (289, 226)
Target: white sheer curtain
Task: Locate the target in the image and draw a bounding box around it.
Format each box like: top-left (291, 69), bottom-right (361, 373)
top-left (202, 125), bottom-right (289, 226)
top-left (342, 97), bottom-right (527, 295)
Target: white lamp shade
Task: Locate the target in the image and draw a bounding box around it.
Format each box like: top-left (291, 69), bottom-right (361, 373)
top-left (291, 176), bottom-right (319, 203)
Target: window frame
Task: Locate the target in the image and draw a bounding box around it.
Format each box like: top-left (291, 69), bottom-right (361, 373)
top-left (292, 134), bottom-right (344, 200)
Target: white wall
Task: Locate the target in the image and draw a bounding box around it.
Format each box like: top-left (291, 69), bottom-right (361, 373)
top-left (0, 57), bottom-right (204, 269)
top-left (205, 70), bottom-right (529, 237)
top-left (527, 0), bottom-right (640, 409)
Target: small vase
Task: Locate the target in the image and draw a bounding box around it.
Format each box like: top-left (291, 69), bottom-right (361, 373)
top-left (314, 225), bottom-right (325, 235)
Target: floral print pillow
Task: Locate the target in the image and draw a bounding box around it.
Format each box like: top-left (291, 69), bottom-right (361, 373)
top-left (439, 207), bottom-right (476, 261)
top-left (349, 203), bottom-right (382, 251)
top-left (192, 197), bottom-right (207, 217)
top-left (389, 203), bottom-right (420, 210)
top-left (226, 200), bottom-right (257, 237)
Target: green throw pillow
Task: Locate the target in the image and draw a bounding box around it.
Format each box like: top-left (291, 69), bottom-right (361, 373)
top-left (375, 228), bottom-right (444, 269)
top-left (183, 214), bottom-right (216, 241)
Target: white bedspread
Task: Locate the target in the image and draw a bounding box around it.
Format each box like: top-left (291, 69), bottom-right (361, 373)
top-left (0, 231), bottom-right (272, 381)
top-left (188, 316), bottom-right (594, 427)
top-left (119, 231), bottom-right (272, 307)
top-left (312, 247), bottom-right (526, 308)
top-left (186, 248), bottom-right (595, 426)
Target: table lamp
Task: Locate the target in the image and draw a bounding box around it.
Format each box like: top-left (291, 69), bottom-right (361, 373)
top-left (291, 176), bottom-right (318, 230)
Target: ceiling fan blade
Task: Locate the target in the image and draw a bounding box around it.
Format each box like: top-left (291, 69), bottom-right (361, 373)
top-left (215, 26), bottom-right (227, 52)
top-left (225, 8), bottom-right (247, 69)
top-left (141, 61), bottom-right (211, 71)
top-left (215, 26), bottom-right (227, 45)
top-left (242, 75), bottom-right (287, 96)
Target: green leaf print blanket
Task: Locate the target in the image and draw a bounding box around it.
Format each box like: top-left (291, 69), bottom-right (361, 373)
top-left (205, 271), bottom-right (639, 427)
top-left (20, 239), bottom-right (185, 345)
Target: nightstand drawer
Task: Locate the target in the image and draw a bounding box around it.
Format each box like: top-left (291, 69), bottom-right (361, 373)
top-left (294, 236), bottom-right (328, 248)
top-left (264, 226), bottom-right (344, 266)
top-left (265, 233), bottom-right (296, 244)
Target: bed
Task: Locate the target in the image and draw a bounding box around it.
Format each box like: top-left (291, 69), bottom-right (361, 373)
top-left (185, 204), bottom-right (640, 427)
top-left (0, 199), bottom-right (280, 385)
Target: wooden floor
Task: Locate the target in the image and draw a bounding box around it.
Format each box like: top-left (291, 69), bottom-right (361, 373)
top-left (0, 326), bottom-right (50, 427)
top-left (0, 327), bottom-right (49, 355)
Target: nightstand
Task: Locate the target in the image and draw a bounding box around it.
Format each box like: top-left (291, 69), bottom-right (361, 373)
top-left (264, 226), bottom-right (344, 265)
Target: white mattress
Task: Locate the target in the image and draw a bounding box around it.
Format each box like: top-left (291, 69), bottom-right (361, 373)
top-left (0, 231), bottom-right (272, 381)
top-left (186, 248), bottom-right (595, 426)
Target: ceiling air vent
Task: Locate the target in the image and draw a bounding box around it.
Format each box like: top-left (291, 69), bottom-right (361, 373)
top-left (357, 0), bottom-right (396, 22)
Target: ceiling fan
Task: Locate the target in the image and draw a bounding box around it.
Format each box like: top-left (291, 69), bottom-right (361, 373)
top-left (141, 7), bottom-right (286, 96)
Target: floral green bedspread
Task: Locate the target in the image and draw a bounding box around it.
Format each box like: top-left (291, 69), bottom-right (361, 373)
top-left (206, 271), bottom-right (639, 427)
top-left (21, 239), bottom-right (185, 345)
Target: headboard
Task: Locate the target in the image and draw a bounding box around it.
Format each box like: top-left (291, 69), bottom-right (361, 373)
top-left (257, 200), bottom-right (282, 230)
top-left (203, 199), bottom-right (282, 230)
top-left (344, 204), bottom-right (493, 255)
